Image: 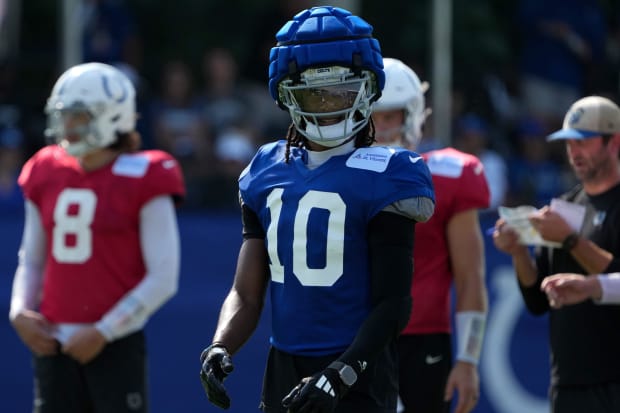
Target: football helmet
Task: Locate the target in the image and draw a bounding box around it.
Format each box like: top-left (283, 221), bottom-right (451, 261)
top-left (45, 62), bottom-right (136, 156)
top-left (268, 6), bottom-right (384, 146)
top-left (372, 58), bottom-right (429, 148)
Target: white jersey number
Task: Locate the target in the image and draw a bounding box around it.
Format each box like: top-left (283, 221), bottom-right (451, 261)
top-left (52, 188), bottom-right (97, 263)
top-left (266, 188), bottom-right (345, 287)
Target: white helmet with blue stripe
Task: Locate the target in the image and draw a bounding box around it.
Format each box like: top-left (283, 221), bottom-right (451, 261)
top-left (372, 58), bottom-right (429, 149)
top-left (45, 62), bottom-right (136, 156)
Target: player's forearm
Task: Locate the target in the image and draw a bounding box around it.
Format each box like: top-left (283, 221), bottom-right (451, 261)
top-left (569, 236), bottom-right (614, 274)
top-left (454, 277), bottom-right (488, 313)
top-left (212, 290), bottom-right (264, 355)
top-left (9, 264), bottom-right (44, 321)
top-left (212, 238), bottom-right (269, 355)
top-left (9, 201), bottom-right (46, 321)
top-left (96, 196), bottom-right (180, 341)
top-left (512, 250), bottom-right (538, 287)
top-left (336, 211), bottom-right (414, 374)
top-left (451, 250), bottom-right (487, 313)
top-left (338, 295), bottom-right (411, 374)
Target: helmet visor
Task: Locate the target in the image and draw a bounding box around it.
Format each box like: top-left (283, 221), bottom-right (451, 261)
top-left (292, 82), bottom-right (362, 114)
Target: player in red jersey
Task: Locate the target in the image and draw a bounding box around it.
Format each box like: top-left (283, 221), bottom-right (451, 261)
top-left (372, 58), bottom-right (490, 413)
top-left (9, 62), bottom-right (185, 413)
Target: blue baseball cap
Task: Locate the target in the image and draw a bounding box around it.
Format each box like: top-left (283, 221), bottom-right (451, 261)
top-left (547, 96), bottom-right (620, 141)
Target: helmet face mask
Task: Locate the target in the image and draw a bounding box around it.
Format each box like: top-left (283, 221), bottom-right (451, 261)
top-left (372, 58), bottom-right (428, 149)
top-left (46, 104), bottom-right (101, 156)
top-left (279, 66), bottom-right (378, 145)
top-left (45, 62), bottom-right (136, 156)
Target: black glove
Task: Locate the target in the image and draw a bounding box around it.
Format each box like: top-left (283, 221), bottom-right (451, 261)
top-left (199, 343), bottom-right (234, 410)
top-left (281, 367), bottom-right (347, 413)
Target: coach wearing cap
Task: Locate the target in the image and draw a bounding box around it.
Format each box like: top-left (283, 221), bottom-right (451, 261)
top-left (493, 95), bottom-right (620, 413)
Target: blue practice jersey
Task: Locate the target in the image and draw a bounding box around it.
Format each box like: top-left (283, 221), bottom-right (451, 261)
top-left (239, 140), bottom-right (435, 356)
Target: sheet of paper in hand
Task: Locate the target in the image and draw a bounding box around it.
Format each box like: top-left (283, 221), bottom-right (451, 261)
top-left (498, 205), bottom-right (561, 248)
top-left (549, 198), bottom-right (586, 233)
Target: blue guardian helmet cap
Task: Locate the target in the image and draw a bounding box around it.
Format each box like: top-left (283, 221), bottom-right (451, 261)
top-left (268, 6), bottom-right (385, 146)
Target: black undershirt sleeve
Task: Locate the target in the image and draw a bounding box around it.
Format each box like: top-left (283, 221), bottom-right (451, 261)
top-left (337, 211), bottom-right (415, 374)
top-left (603, 258), bottom-right (620, 273)
top-left (241, 202), bottom-right (265, 240)
top-left (519, 247), bottom-right (551, 315)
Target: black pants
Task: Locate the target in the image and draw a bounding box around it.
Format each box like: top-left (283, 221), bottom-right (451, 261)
top-left (398, 334), bottom-right (452, 413)
top-left (33, 331), bottom-right (147, 413)
top-left (551, 382), bottom-right (620, 413)
top-left (260, 345), bottom-right (399, 413)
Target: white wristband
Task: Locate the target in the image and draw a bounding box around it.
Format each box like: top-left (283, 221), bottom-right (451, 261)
top-left (455, 311), bottom-right (486, 365)
top-left (596, 273), bottom-right (620, 304)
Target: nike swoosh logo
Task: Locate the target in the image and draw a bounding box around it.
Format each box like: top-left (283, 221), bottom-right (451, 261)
top-left (162, 159), bottom-right (177, 169)
top-left (409, 155), bottom-right (422, 164)
top-left (425, 354), bottom-right (443, 365)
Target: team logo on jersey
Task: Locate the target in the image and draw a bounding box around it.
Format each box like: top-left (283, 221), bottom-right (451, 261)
top-left (474, 163), bottom-right (484, 175)
top-left (162, 159), bottom-right (177, 169)
top-left (426, 153), bottom-right (465, 178)
top-left (357, 360), bottom-right (367, 372)
top-left (112, 153), bottom-right (150, 177)
top-left (593, 211), bottom-right (606, 226)
top-left (346, 147), bottom-right (394, 172)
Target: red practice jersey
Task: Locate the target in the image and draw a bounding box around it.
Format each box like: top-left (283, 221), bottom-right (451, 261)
top-left (18, 145), bottom-right (185, 323)
top-left (401, 147), bottom-right (490, 335)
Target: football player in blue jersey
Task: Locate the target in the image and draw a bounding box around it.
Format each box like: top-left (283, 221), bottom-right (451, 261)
top-left (198, 6), bottom-right (436, 413)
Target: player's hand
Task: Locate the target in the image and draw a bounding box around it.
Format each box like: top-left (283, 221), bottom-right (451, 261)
top-left (541, 273), bottom-right (600, 308)
top-left (528, 206), bottom-right (571, 243)
top-left (11, 309), bottom-right (58, 356)
top-left (492, 219), bottom-right (526, 256)
top-left (200, 344), bottom-right (234, 410)
top-left (281, 367), bottom-right (346, 413)
top-left (444, 361), bottom-right (480, 413)
top-left (61, 325), bottom-right (107, 364)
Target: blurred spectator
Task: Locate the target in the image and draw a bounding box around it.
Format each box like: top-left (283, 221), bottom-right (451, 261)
top-left (506, 116), bottom-right (574, 208)
top-left (198, 48), bottom-right (258, 209)
top-left (149, 60), bottom-right (211, 209)
top-left (516, 0), bottom-right (607, 129)
top-left (0, 106), bottom-right (24, 213)
top-left (214, 128), bottom-right (255, 175)
top-left (454, 113), bottom-right (508, 210)
top-left (81, 0), bottom-right (142, 69)
top-left (238, 0), bottom-right (310, 143)
top-left (113, 62), bottom-right (154, 148)
top-left (242, 0), bottom-right (314, 84)
top-left (0, 58), bottom-right (25, 213)
top-left (199, 46), bottom-right (289, 147)
top-left (200, 47), bottom-right (255, 140)
top-left (204, 126), bottom-right (257, 210)
top-left (607, 10), bottom-right (620, 97)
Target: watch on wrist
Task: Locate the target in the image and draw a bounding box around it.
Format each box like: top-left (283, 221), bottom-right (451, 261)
top-left (328, 361), bottom-right (358, 387)
top-left (562, 233), bottom-right (579, 251)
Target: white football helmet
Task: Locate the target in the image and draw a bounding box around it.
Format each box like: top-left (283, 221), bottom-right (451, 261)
top-left (45, 62), bottom-right (136, 156)
top-left (278, 65), bottom-right (379, 147)
top-left (372, 58), bottom-right (429, 148)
